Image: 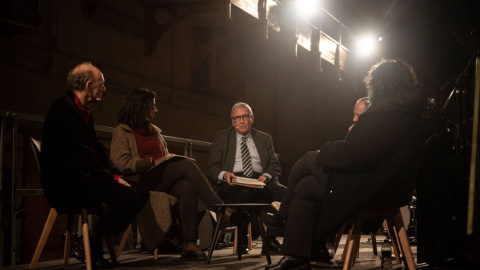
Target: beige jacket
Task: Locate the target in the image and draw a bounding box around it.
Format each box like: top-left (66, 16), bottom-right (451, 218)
top-left (110, 123), bottom-right (169, 182)
top-left (110, 123), bottom-right (177, 251)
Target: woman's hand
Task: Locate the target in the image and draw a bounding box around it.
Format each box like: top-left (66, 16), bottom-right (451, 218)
top-left (154, 154), bottom-right (175, 166)
top-left (117, 177), bottom-right (131, 187)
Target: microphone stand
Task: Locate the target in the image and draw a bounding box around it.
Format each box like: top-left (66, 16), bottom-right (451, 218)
top-left (443, 49), bottom-right (479, 110)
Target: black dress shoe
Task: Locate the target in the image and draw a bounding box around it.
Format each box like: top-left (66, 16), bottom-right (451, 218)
top-left (265, 255), bottom-right (311, 270)
top-left (70, 237), bottom-right (113, 269)
top-left (181, 250), bottom-right (207, 261)
top-left (71, 239), bottom-right (87, 263)
top-left (93, 256), bottom-right (114, 269)
top-left (262, 239), bottom-right (283, 254)
top-left (263, 213), bottom-right (285, 227)
top-left (312, 249), bottom-right (331, 263)
top-left (263, 213), bottom-right (286, 236)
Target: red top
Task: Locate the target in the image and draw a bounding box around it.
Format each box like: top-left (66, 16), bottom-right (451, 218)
top-left (74, 93), bottom-right (90, 125)
top-left (132, 123), bottom-right (164, 160)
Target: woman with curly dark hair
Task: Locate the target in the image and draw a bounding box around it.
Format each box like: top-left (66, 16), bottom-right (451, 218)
top-left (364, 59), bottom-right (419, 103)
top-left (110, 88), bottom-right (223, 261)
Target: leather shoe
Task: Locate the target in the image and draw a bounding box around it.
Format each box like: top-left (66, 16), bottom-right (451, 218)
top-left (70, 238), bottom-right (113, 269)
top-left (263, 213), bottom-right (285, 236)
top-left (262, 239), bottom-right (283, 255)
top-left (263, 212), bottom-right (285, 228)
top-left (94, 257), bottom-right (114, 269)
top-left (181, 250), bottom-right (207, 261)
top-left (312, 249), bottom-right (331, 263)
top-left (265, 255), bottom-right (311, 270)
top-left (71, 239), bottom-right (87, 264)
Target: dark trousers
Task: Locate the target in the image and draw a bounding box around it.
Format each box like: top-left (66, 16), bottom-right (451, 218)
top-left (44, 173), bottom-right (150, 241)
top-left (280, 151), bottom-right (330, 258)
top-left (139, 159), bottom-right (223, 241)
top-left (278, 151), bottom-right (327, 219)
top-left (85, 177), bottom-right (150, 239)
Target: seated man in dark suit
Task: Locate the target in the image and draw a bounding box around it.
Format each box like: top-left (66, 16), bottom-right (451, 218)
top-left (266, 59), bottom-right (429, 270)
top-left (265, 96), bottom-right (371, 260)
top-left (41, 62), bottom-right (150, 269)
top-left (207, 102), bottom-right (286, 254)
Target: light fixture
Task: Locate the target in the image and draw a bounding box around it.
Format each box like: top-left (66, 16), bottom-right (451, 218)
top-left (356, 35), bottom-right (377, 56)
top-left (294, 0), bottom-right (321, 19)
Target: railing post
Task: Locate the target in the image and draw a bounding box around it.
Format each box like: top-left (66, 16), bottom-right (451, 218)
top-left (0, 113), bottom-right (5, 267)
top-left (10, 112), bottom-right (18, 266)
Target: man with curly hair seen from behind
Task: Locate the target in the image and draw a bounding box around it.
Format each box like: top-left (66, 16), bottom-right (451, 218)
top-left (266, 59), bottom-right (429, 270)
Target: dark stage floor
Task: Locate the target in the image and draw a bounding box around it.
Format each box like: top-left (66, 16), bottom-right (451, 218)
top-left (5, 235), bottom-right (422, 270)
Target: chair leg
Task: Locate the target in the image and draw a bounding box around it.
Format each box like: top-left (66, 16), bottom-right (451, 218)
top-left (206, 209), bottom-right (225, 264)
top-left (393, 211), bottom-right (416, 270)
top-left (116, 225), bottom-right (132, 257)
top-left (349, 230), bottom-right (361, 267)
top-left (153, 248), bottom-right (158, 260)
top-left (81, 209), bottom-right (93, 270)
top-left (371, 233), bottom-right (377, 256)
top-left (342, 232), bottom-right (355, 270)
top-left (247, 222), bottom-right (252, 250)
top-left (233, 227), bottom-right (238, 254)
top-left (384, 219), bottom-right (401, 263)
top-left (29, 208), bottom-right (58, 269)
top-left (232, 223), bottom-right (252, 254)
top-left (63, 214), bottom-right (75, 265)
top-left (340, 224), bottom-right (354, 263)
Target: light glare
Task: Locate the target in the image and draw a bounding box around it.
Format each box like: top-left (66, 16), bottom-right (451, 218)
top-left (295, 0), bottom-right (320, 18)
top-left (357, 36), bottom-right (376, 56)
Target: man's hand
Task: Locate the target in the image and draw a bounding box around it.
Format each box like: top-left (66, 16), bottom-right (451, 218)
top-left (117, 178), bottom-right (131, 187)
top-left (224, 172), bottom-right (236, 186)
top-left (258, 175), bottom-right (269, 183)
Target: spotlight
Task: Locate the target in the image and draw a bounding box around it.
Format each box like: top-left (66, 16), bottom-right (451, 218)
top-left (294, 0), bottom-right (321, 18)
top-left (356, 35), bottom-right (377, 56)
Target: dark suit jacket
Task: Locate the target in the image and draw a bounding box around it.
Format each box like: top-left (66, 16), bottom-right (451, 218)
top-left (41, 91), bottom-right (120, 206)
top-left (315, 91), bottom-right (430, 234)
top-left (207, 127), bottom-right (281, 183)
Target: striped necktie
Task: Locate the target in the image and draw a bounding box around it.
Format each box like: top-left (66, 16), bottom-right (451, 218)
top-left (241, 136), bottom-right (253, 177)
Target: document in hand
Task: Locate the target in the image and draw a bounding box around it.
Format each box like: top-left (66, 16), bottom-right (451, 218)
top-left (232, 176), bottom-right (266, 189)
top-left (147, 155), bottom-right (196, 171)
top-left (164, 155), bottom-right (196, 163)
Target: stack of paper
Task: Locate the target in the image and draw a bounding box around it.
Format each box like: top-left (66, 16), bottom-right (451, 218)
top-left (232, 176), bottom-right (266, 189)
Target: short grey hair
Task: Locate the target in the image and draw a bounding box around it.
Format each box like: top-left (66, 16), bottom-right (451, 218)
top-left (66, 62), bottom-right (95, 91)
top-left (357, 97), bottom-right (371, 109)
top-left (231, 102), bottom-right (253, 116)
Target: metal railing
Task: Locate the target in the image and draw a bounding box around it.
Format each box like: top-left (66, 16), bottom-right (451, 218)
top-left (0, 110), bottom-right (212, 266)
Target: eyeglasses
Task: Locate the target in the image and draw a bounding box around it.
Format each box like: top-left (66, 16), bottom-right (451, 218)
top-left (231, 114), bottom-right (251, 122)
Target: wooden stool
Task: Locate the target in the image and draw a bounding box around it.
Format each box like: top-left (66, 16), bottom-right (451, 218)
top-left (29, 206), bottom-right (117, 270)
top-left (341, 207), bottom-right (416, 270)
